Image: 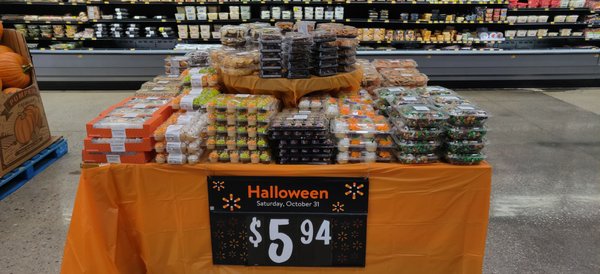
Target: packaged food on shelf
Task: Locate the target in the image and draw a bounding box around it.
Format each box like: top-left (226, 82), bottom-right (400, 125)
top-left (184, 50), bottom-right (210, 67)
top-left (446, 140), bottom-right (485, 154)
top-left (173, 87), bottom-right (220, 111)
top-left (313, 66), bottom-right (337, 77)
top-left (414, 86), bottom-right (456, 97)
top-left (395, 126), bottom-right (444, 141)
top-left (87, 97), bottom-right (174, 138)
top-left (396, 104), bottom-right (448, 128)
top-left (396, 139), bottom-right (441, 154)
top-left (184, 67), bottom-right (219, 87)
top-left (220, 51), bottom-right (259, 76)
top-left (220, 25), bottom-right (248, 47)
top-left (337, 134), bottom-right (394, 152)
top-left (286, 69), bottom-right (311, 79)
top-left (372, 59), bottom-right (418, 70)
top-left (336, 37), bottom-right (360, 48)
top-left (312, 30), bottom-right (337, 42)
top-left (165, 56), bottom-right (190, 69)
top-left (337, 150), bottom-right (390, 163)
top-left (445, 153), bottom-right (485, 165)
top-left (396, 153), bottom-right (439, 164)
top-left (446, 126), bottom-right (487, 140)
top-left (446, 104), bottom-right (489, 127)
top-left (430, 94), bottom-right (470, 107)
top-left (275, 21), bottom-right (294, 32)
top-left (337, 65), bottom-right (356, 73)
top-left (332, 115), bottom-right (392, 139)
top-left (338, 55), bottom-right (356, 65)
top-left (382, 71), bottom-right (429, 87)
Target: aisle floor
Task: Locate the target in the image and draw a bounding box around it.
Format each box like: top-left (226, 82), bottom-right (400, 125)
top-left (0, 88), bottom-right (599, 273)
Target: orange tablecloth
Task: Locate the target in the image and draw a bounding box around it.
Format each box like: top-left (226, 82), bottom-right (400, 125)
top-left (221, 69), bottom-right (363, 107)
top-left (61, 162), bottom-right (491, 274)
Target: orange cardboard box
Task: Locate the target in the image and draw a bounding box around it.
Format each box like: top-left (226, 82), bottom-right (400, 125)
top-left (85, 97), bottom-right (173, 138)
top-left (81, 150), bottom-right (155, 164)
top-left (0, 29), bottom-right (53, 177)
top-left (83, 137), bottom-right (155, 153)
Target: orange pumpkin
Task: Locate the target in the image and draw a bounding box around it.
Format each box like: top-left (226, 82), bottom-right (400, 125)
top-left (0, 52), bottom-right (32, 89)
top-left (0, 45), bottom-right (14, 53)
top-left (14, 110), bottom-right (35, 144)
top-left (3, 87), bottom-right (21, 95)
top-left (24, 105), bottom-right (42, 127)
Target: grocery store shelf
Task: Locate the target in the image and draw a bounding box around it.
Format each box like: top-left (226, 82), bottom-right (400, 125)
top-left (0, 0), bottom-right (509, 5)
top-left (360, 39), bottom-right (505, 45)
top-left (30, 48), bottom-right (600, 88)
top-left (509, 7), bottom-right (591, 12)
top-left (509, 22), bottom-right (589, 26)
top-left (345, 19), bottom-right (507, 24)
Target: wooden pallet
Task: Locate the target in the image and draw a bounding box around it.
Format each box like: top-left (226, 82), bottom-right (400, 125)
top-left (0, 137), bottom-right (68, 200)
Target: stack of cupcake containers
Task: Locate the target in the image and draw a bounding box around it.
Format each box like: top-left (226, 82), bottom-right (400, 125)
top-left (153, 111), bottom-right (208, 165)
top-left (311, 30), bottom-right (338, 77)
top-left (282, 32), bottom-right (313, 79)
top-left (258, 27), bottom-right (284, 78)
top-left (205, 95), bottom-right (279, 164)
top-left (268, 110), bottom-right (335, 164)
top-left (443, 102), bottom-right (488, 165)
top-left (332, 96), bottom-right (394, 164)
top-left (392, 103), bottom-right (448, 164)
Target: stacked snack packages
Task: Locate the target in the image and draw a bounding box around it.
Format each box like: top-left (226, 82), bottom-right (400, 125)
top-left (331, 92), bottom-right (394, 164)
top-left (357, 59), bottom-right (383, 94)
top-left (269, 110), bottom-right (336, 164)
top-left (381, 86), bottom-right (448, 164)
top-left (373, 59), bottom-right (428, 88)
top-left (316, 23), bottom-right (359, 74)
top-left (165, 56), bottom-right (190, 76)
top-left (83, 97), bottom-right (174, 164)
top-left (258, 27), bottom-right (284, 78)
top-left (424, 87), bottom-right (488, 165)
top-left (205, 95), bottom-right (279, 164)
top-left (220, 51), bottom-right (260, 76)
top-left (136, 74), bottom-right (184, 97)
top-left (310, 30), bottom-right (338, 77)
top-left (283, 32), bottom-right (313, 79)
top-left (153, 111), bottom-right (208, 165)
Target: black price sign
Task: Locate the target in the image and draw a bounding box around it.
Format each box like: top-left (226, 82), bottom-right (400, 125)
top-left (207, 176), bottom-right (369, 267)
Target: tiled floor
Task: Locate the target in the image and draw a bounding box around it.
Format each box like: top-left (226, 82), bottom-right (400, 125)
top-left (0, 89), bottom-right (599, 273)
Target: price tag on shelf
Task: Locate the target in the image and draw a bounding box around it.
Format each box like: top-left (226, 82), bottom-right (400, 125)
top-left (92, 37), bottom-right (97, 40)
top-left (161, 19), bottom-right (167, 22)
top-left (26, 1), bottom-right (32, 4)
top-left (59, 2), bottom-right (64, 5)
top-left (145, 1), bottom-right (150, 3)
top-left (384, 19), bottom-right (390, 23)
top-left (345, 18), bottom-right (351, 22)
top-left (51, 38), bottom-right (57, 40)
top-left (208, 19), bottom-right (213, 22)
top-left (367, 19), bottom-right (372, 22)
top-left (391, 0), bottom-right (396, 3)
top-left (544, 8), bottom-right (549, 11)
top-left (367, 0), bottom-right (372, 3)
top-left (207, 176), bottom-right (368, 267)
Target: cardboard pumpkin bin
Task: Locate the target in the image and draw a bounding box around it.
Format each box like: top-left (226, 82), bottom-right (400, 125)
top-left (0, 29), bottom-right (53, 177)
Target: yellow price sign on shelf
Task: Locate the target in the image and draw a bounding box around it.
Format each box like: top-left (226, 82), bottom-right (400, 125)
top-left (346, 19), bottom-right (351, 22)
top-left (384, 19), bottom-right (390, 23)
top-left (161, 19), bottom-right (167, 22)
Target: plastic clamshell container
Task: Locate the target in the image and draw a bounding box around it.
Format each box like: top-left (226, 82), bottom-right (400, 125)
top-left (396, 139), bottom-right (441, 154)
top-left (81, 150), bottom-right (155, 164)
top-left (430, 94), bottom-right (470, 107)
top-left (372, 58), bottom-right (417, 70)
top-left (397, 104), bottom-right (448, 128)
top-left (446, 126), bottom-right (487, 140)
top-left (84, 137), bottom-right (155, 152)
top-left (396, 153), bottom-right (439, 164)
top-left (445, 153), bottom-right (486, 165)
top-left (414, 86), bottom-right (456, 97)
top-left (395, 126), bottom-right (444, 141)
top-left (331, 116), bottom-right (392, 139)
top-left (446, 140), bottom-right (485, 154)
top-left (86, 96), bottom-right (174, 138)
top-left (447, 104), bottom-right (489, 127)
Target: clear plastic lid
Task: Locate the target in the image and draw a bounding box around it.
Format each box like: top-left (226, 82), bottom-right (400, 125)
top-left (258, 27), bottom-right (283, 41)
top-left (396, 126), bottom-right (444, 141)
top-left (331, 115), bottom-right (392, 137)
top-left (220, 25), bottom-right (248, 39)
top-left (312, 30), bottom-right (336, 41)
top-left (108, 107), bottom-right (159, 117)
top-left (396, 140), bottom-right (441, 154)
top-left (396, 153), bottom-right (439, 164)
top-left (389, 94), bottom-right (429, 106)
top-left (336, 37), bottom-right (360, 48)
top-left (336, 26), bottom-right (358, 38)
top-left (446, 104), bottom-right (489, 127)
top-left (184, 50), bottom-right (209, 67)
top-left (415, 86), bottom-right (456, 97)
top-left (430, 94), bottom-right (470, 107)
top-left (397, 104), bottom-right (448, 128)
top-left (372, 59), bottom-right (418, 69)
top-left (93, 116), bottom-right (149, 129)
top-left (124, 97), bottom-right (172, 108)
top-left (220, 51), bottom-right (259, 69)
top-left (445, 153), bottom-right (486, 165)
top-left (283, 32), bottom-right (313, 45)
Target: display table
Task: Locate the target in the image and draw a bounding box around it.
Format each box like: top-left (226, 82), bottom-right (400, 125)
top-left (61, 162), bottom-right (491, 274)
top-left (221, 68), bottom-right (363, 106)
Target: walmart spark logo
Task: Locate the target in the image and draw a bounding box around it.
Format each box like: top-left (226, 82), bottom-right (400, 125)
top-left (344, 182), bottom-right (364, 200)
top-left (222, 194), bottom-right (241, 212)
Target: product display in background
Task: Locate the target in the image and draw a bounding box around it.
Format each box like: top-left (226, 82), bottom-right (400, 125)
top-left (2, 0), bottom-right (600, 51)
top-left (80, 33), bottom-right (490, 165)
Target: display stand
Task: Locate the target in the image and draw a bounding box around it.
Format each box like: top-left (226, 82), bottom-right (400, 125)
top-left (221, 68), bottom-right (363, 106)
top-left (61, 162), bottom-right (491, 274)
